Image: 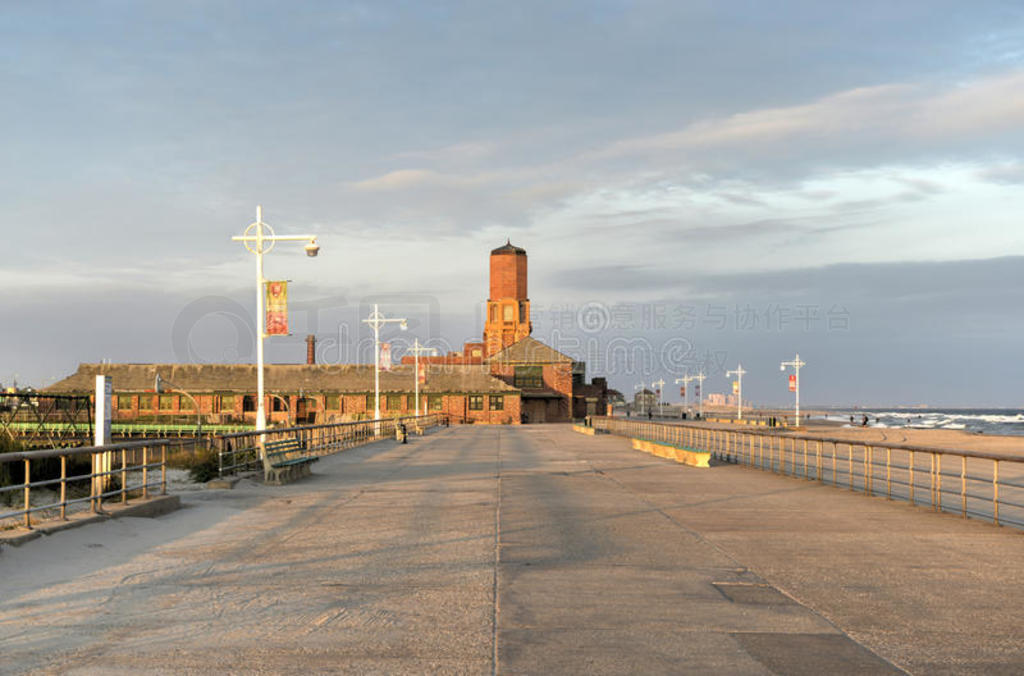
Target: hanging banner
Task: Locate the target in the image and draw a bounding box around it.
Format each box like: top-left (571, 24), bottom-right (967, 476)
top-left (379, 342), bottom-right (393, 371)
top-left (265, 281), bottom-right (288, 336)
top-left (788, 374), bottom-right (797, 392)
top-left (418, 362), bottom-right (427, 384)
top-left (695, 384), bottom-right (700, 398)
top-left (732, 380), bottom-right (739, 394)
top-left (679, 386), bottom-right (685, 397)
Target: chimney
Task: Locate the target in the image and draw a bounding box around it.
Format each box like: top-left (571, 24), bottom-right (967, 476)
top-left (305, 334), bottom-right (316, 365)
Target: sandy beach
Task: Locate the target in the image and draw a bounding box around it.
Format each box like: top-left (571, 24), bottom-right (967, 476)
top-left (790, 421), bottom-right (1024, 458)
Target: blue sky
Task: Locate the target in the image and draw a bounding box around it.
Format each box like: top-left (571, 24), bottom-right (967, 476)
top-left (2, 1), bottom-right (1023, 406)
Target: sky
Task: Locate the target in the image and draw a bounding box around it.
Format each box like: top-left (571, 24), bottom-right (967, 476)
top-left (2, 1), bottom-right (1023, 407)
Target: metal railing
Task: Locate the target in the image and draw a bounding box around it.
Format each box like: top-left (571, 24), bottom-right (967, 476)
top-left (215, 414), bottom-right (447, 477)
top-left (0, 438), bottom-right (189, 530)
top-left (592, 417), bottom-right (1024, 529)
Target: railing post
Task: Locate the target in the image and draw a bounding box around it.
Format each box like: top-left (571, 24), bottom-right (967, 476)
top-left (60, 455), bottom-right (68, 520)
top-left (142, 446), bottom-right (149, 499)
top-left (161, 444), bottom-right (167, 495)
top-left (930, 453), bottom-right (936, 509)
top-left (865, 446), bottom-right (872, 496)
top-left (816, 441), bottom-right (822, 481)
top-left (848, 444), bottom-right (854, 490)
top-left (909, 451), bottom-right (915, 505)
top-left (961, 456), bottom-right (967, 518)
top-left (91, 451), bottom-right (99, 512)
top-left (886, 448), bottom-right (891, 499)
top-left (23, 458), bottom-right (31, 529)
top-left (993, 460), bottom-right (1000, 526)
top-left (121, 449), bottom-right (128, 503)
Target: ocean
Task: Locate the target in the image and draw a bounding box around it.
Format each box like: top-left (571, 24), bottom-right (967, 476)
top-left (829, 409), bottom-right (1024, 437)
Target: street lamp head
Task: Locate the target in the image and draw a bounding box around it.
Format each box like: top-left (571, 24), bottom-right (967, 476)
top-left (780, 364), bottom-right (786, 371)
top-left (304, 239), bottom-right (320, 258)
top-left (400, 321), bottom-right (408, 331)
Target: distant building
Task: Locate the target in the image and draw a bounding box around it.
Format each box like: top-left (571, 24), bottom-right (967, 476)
top-left (706, 393), bottom-right (727, 406)
top-left (633, 388), bottom-right (656, 412)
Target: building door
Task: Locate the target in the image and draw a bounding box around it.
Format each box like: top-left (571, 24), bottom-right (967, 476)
top-left (296, 397), bottom-right (317, 425)
top-left (524, 399), bottom-right (546, 424)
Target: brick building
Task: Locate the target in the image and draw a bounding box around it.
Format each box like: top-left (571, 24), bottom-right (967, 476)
top-left (47, 240), bottom-right (607, 425)
top-left (47, 363), bottom-right (519, 426)
top-left (401, 240), bottom-right (609, 422)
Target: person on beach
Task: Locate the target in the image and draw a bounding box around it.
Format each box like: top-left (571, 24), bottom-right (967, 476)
top-left (862, 415), bottom-right (869, 427)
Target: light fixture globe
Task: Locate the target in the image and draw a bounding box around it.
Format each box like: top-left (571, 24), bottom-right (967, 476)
top-left (304, 240), bottom-right (320, 257)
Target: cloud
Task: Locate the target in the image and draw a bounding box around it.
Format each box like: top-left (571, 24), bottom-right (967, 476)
top-left (592, 70), bottom-right (1024, 161)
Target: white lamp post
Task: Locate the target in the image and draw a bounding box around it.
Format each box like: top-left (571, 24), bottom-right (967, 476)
top-left (362, 304), bottom-right (407, 425)
top-left (694, 371), bottom-right (706, 419)
top-left (675, 373), bottom-right (696, 415)
top-left (155, 374), bottom-right (201, 439)
top-left (652, 378), bottom-right (665, 417)
top-left (725, 363), bottom-right (746, 420)
top-left (407, 338), bottom-right (437, 417)
top-left (231, 205), bottom-right (319, 433)
top-left (780, 353), bottom-right (806, 426)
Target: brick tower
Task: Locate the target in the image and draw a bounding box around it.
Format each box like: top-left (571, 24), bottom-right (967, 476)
top-left (484, 241), bottom-right (531, 356)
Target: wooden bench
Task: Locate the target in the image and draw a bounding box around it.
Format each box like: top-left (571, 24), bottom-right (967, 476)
top-left (263, 437), bottom-right (318, 485)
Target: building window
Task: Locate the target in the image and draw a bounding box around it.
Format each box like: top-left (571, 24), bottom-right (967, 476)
top-left (387, 394), bottom-right (403, 410)
top-left (117, 395), bottom-right (133, 410)
top-left (326, 394), bottom-right (340, 410)
top-left (489, 395), bottom-right (503, 410)
top-left (221, 395), bottom-right (235, 411)
top-left (138, 395), bottom-right (152, 410)
top-left (180, 396), bottom-right (195, 411)
top-left (519, 302), bottom-right (527, 322)
top-left (365, 394), bottom-right (375, 410)
top-left (271, 397), bottom-right (288, 412)
top-left (243, 395), bottom-right (257, 412)
top-left (490, 304), bottom-right (498, 322)
top-left (514, 366), bottom-right (543, 388)
top-left (158, 395), bottom-right (175, 411)
top-left (503, 304), bottom-right (514, 322)
top-left (468, 395), bottom-right (484, 411)
top-left (428, 394), bottom-right (443, 411)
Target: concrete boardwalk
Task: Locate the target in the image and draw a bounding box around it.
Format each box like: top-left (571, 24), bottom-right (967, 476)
top-left (2, 425), bottom-right (1024, 674)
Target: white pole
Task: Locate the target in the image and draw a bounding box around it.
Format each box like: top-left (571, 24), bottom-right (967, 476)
top-left (373, 304), bottom-right (381, 421)
top-left (231, 204), bottom-right (318, 437)
top-left (414, 342), bottom-right (419, 417)
top-left (652, 379), bottom-right (665, 417)
top-left (726, 364), bottom-right (746, 420)
top-left (780, 353), bottom-right (806, 426)
top-left (796, 356), bottom-right (801, 426)
top-left (255, 206), bottom-right (266, 433)
top-left (697, 372), bottom-right (705, 418)
top-left (361, 305), bottom-right (407, 433)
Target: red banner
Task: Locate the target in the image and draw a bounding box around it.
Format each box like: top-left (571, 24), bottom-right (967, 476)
top-left (788, 374), bottom-right (796, 392)
top-left (679, 386), bottom-right (685, 397)
top-left (265, 281), bottom-right (288, 336)
top-left (732, 381), bottom-right (739, 394)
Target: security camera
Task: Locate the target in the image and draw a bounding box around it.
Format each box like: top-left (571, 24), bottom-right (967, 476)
top-left (305, 240), bottom-right (320, 257)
